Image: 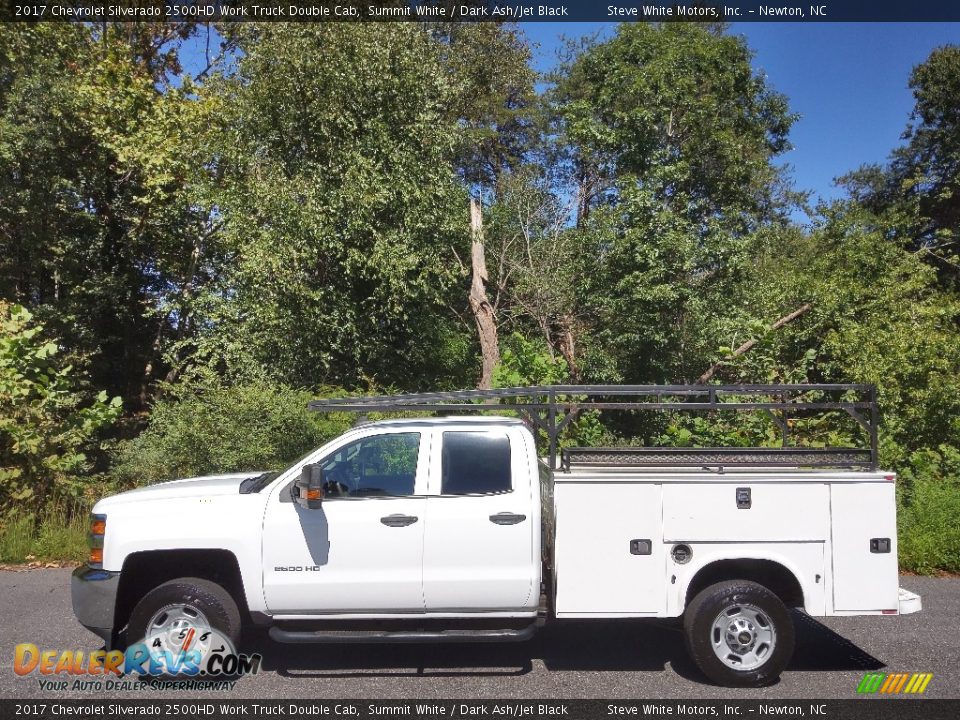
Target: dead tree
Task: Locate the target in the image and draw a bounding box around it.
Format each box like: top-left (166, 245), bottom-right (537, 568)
top-left (468, 197), bottom-right (500, 389)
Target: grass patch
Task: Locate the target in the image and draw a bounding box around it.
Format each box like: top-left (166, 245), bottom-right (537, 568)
top-left (0, 500), bottom-right (89, 563)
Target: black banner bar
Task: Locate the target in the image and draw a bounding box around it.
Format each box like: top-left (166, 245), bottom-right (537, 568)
top-left (4, 0), bottom-right (960, 23)
top-left (2, 700), bottom-right (960, 720)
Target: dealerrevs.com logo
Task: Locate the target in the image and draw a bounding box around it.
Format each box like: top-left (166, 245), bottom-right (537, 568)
top-left (14, 619), bottom-right (261, 691)
top-left (857, 672), bottom-right (934, 694)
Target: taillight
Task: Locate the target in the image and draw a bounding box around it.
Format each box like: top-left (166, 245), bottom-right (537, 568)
top-left (88, 513), bottom-right (106, 568)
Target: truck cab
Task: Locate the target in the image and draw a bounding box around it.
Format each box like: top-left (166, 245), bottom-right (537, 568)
top-left (260, 418), bottom-right (541, 618)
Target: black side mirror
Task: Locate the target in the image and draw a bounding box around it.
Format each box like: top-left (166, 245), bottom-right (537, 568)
top-left (295, 464), bottom-right (324, 509)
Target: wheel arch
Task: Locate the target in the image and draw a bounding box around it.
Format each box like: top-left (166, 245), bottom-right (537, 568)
top-left (682, 558), bottom-right (806, 611)
top-left (114, 549), bottom-right (249, 636)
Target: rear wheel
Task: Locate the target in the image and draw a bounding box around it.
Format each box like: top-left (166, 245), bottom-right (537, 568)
top-left (683, 580), bottom-right (794, 687)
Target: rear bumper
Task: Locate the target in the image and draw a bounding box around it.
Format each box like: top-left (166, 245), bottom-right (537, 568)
top-left (898, 587), bottom-right (922, 615)
top-left (71, 565), bottom-right (120, 644)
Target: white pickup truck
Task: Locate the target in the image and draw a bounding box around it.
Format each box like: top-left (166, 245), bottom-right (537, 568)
top-left (72, 385), bottom-right (921, 687)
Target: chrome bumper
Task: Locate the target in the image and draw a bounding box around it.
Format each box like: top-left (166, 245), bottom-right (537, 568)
top-left (71, 565), bottom-right (120, 644)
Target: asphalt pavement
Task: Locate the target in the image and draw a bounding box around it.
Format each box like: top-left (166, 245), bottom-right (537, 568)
top-left (0, 570), bottom-right (956, 700)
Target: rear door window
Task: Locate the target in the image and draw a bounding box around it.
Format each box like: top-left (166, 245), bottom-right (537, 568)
top-left (441, 432), bottom-right (512, 495)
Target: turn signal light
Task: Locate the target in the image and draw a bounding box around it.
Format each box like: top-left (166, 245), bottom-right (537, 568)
top-left (88, 513), bottom-right (106, 568)
top-left (305, 488), bottom-right (323, 501)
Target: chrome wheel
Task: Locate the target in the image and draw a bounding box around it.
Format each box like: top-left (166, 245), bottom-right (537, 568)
top-left (710, 603), bottom-right (777, 671)
top-left (145, 603), bottom-right (212, 656)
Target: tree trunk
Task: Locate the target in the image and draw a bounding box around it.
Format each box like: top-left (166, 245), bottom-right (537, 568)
top-left (556, 314), bottom-right (580, 382)
top-left (697, 303), bottom-right (812, 384)
top-left (468, 198), bottom-right (500, 389)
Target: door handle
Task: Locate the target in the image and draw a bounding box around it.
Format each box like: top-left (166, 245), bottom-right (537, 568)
top-left (489, 512), bottom-right (526, 525)
top-left (380, 514), bottom-right (418, 527)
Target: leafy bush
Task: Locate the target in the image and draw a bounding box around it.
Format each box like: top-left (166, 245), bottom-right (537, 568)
top-left (897, 445), bottom-right (960, 574)
top-left (493, 333), bottom-right (571, 388)
top-left (0, 303), bottom-right (121, 511)
top-left (113, 375), bottom-right (353, 487)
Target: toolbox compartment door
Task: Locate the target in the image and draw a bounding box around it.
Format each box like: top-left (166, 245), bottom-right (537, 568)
top-left (662, 483), bottom-right (829, 542)
top-left (830, 482), bottom-right (899, 612)
top-left (554, 482), bottom-right (665, 615)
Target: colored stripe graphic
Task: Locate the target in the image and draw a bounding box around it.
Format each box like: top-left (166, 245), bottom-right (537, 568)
top-left (857, 672), bottom-right (932, 694)
top-left (911, 673), bottom-right (933, 694)
top-left (857, 673), bottom-right (886, 693)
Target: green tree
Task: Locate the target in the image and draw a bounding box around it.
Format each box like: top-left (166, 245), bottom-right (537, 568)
top-left (548, 23), bottom-right (797, 384)
top-left (432, 22), bottom-right (539, 189)
top-left (188, 24), bottom-right (472, 390)
top-left (843, 45), bottom-right (960, 288)
top-left (702, 202), bottom-right (960, 460)
top-left (0, 24), bottom-right (214, 411)
top-left (0, 303), bottom-right (121, 510)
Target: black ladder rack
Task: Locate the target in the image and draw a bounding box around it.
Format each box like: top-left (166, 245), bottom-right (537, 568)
top-left (307, 384), bottom-right (879, 471)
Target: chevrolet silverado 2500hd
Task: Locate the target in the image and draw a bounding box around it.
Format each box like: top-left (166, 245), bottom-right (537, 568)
top-left (72, 385), bottom-right (921, 687)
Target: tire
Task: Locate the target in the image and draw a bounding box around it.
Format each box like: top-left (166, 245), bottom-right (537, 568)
top-left (683, 580), bottom-right (794, 688)
top-left (126, 577), bottom-right (242, 672)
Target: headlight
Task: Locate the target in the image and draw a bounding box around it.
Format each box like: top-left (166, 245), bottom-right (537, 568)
top-left (88, 513), bottom-right (106, 568)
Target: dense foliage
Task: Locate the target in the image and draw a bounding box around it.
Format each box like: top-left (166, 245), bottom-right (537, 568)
top-left (0, 23), bottom-right (958, 571)
top-left (113, 374), bottom-right (352, 486)
top-left (0, 303), bottom-right (121, 507)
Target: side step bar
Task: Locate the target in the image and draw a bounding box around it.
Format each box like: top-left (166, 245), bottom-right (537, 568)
top-left (269, 622), bottom-right (539, 645)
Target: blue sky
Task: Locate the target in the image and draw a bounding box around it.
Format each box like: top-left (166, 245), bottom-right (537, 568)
top-left (522, 22), bottom-right (960, 215)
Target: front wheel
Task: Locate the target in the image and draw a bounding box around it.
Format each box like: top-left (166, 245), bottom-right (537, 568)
top-left (126, 577), bottom-right (242, 676)
top-left (683, 580), bottom-right (794, 687)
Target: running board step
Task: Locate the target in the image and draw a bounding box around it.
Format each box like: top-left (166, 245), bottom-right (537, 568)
top-left (268, 623), bottom-right (538, 644)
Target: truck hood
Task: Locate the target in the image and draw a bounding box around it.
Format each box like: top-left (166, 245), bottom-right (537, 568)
top-left (94, 471), bottom-right (266, 510)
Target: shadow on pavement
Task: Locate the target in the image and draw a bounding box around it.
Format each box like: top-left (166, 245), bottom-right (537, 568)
top-left (241, 611), bottom-right (883, 683)
top-left (789, 611), bottom-right (884, 672)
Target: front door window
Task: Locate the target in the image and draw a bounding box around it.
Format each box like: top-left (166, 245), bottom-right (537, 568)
top-left (321, 432), bottom-right (420, 498)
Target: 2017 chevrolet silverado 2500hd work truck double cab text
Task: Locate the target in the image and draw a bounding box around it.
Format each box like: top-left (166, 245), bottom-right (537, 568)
top-left (72, 384), bottom-right (921, 687)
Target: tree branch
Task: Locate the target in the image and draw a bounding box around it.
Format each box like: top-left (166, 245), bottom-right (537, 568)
top-left (697, 303), bottom-right (813, 384)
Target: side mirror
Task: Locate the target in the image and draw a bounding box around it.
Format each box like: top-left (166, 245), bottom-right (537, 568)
top-left (295, 464), bottom-right (324, 509)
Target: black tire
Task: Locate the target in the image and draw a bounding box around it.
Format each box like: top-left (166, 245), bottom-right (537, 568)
top-left (683, 580), bottom-right (794, 688)
top-left (127, 577), bottom-right (241, 656)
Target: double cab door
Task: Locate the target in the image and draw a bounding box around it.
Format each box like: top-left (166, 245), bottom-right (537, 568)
top-left (261, 426), bottom-right (537, 615)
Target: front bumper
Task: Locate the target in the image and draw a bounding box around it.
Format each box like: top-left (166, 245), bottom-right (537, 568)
top-left (71, 565), bottom-right (120, 645)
